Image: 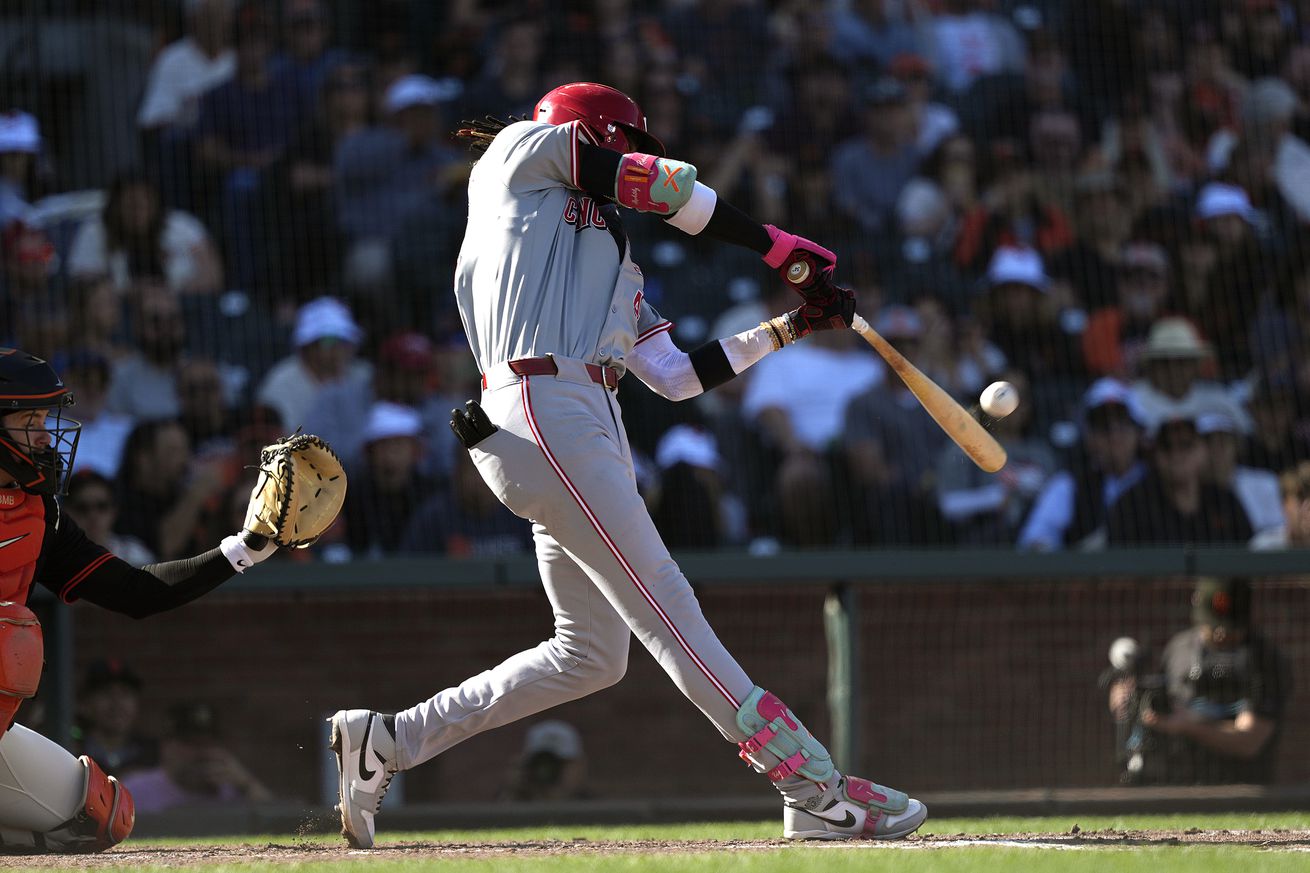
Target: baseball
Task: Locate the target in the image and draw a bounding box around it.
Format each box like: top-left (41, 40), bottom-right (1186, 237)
top-left (980, 381), bottom-right (1019, 418)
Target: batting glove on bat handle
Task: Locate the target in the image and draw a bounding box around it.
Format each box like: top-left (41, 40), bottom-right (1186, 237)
top-left (762, 225), bottom-right (835, 295)
top-left (451, 399), bottom-right (499, 450)
top-left (768, 285), bottom-right (857, 345)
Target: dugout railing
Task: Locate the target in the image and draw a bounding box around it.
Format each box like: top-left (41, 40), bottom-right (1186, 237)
top-left (46, 548), bottom-right (1310, 805)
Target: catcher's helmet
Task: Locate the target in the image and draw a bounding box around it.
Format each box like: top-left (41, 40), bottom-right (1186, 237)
top-left (534, 82), bottom-right (665, 156)
top-left (0, 348), bottom-right (80, 495)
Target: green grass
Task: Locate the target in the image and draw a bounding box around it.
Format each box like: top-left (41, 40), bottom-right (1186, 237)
top-left (19, 815), bottom-right (1310, 872)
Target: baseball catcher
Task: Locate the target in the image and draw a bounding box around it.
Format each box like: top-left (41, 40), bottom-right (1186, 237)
top-left (330, 82), bottom-right (925, 845)
top-left (0, 348), bottom-right (344, 853)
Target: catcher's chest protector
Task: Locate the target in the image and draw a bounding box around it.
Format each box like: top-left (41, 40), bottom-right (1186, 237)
top-left (0, 489), bottom-right (43, 604)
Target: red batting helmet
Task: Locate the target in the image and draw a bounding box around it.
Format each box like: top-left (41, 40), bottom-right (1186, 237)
top-left (533, 82), bottom-right (665, 157)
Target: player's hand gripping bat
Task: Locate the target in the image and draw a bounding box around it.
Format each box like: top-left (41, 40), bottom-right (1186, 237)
top-left (786, 260), bottom-right (1008, 473)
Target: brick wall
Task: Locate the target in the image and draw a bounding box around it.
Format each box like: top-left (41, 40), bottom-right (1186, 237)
top-left (68, 577), bottom-right (1309, 804)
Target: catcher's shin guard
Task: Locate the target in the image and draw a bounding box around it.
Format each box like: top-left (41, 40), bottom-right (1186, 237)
top-left (735, 687), bottom-right (835, 784)
top-left (40, 756), bottom-right (135, 853)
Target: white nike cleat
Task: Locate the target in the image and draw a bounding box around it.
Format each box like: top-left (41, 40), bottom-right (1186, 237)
top-left (783, 776), bottom-right (927, 840)
top-left (328, 709), bottom-right (397, 849)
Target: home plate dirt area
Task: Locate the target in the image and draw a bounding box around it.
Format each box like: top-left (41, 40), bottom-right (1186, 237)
top-left (3, 828), bottom-right (1310, 867)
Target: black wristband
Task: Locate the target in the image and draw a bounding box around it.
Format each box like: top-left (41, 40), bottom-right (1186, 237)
top-left (577, 143), bottom-right (623, 199)
top-left (689, 340), bottom-right (737, 391)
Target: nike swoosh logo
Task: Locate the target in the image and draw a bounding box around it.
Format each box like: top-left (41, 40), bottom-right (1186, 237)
top-left (824, 811), bottom-right (858, 829)
top-left (357, 716), bottom-right (376, 782)
top-left (0, 534), bottom-right (28, 550)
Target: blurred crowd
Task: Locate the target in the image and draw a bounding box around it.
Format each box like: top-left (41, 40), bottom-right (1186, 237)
top-left (3, 0), bottom-right (1310, 554)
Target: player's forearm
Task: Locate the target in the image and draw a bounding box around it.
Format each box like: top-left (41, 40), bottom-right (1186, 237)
top-left (1177, 717), bottom-right (1275, 760)
top-left (67, 549), bottom-right (237, 618)
top-left (629, 323), bottom-right (782, 401)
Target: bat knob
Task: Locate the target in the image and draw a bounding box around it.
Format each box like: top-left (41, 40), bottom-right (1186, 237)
top-left (786, 261), bottom-right (811, 285)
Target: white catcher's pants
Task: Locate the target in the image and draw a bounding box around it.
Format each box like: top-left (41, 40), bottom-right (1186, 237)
top-left (0, 723), bottom-right (84, 832)
top-left (392, 363), bottom-right (758, 769)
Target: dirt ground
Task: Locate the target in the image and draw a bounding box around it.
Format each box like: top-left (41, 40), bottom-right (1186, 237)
top-left (3, 829), bottom-right (1309, 866)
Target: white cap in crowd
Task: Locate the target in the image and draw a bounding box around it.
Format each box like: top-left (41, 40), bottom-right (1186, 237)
top-left (655, 424), bottom-right (721, 472)
top-left (293, 296), bottom-right (363, 347)
top-left (523, 720), bottom-right (584, 760)
top-left (1194, 182), bottom-right (1257, 222)
top-left (1141, 317), bottom-right (1211, 361)
top-left (1197, 411), bottom-right (1247, 437)
top-left (0, 111), bottom-right (40, 154)
top-left (985, 246), bottom-right (1050, 292)
top-left (362, 401), bottom-right (423, 445)
top-left (384, 75), bottom-right (460, 114)
top-left (1082, 377), bottom-right (1146, 427)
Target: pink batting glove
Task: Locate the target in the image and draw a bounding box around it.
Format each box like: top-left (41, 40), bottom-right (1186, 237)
top-left (762, 225), bottom-right (836, 295)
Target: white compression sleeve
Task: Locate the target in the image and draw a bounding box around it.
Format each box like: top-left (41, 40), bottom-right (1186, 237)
top-left (664, 181), bottom-right (717, 235)
top-left (628, 330), bottom-right (703, 401)
top-left (627, 322), bottom-right (780, 401)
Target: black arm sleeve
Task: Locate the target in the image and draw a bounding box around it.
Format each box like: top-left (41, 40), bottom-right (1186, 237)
top-left (577, 143), bottom-right (621, 200)
top-left (576, 143), bottom-right (773, 255)
top-left (689, 340), bottom-right (738, 392)
top-left (699, 197), bottom-right (773, 255)
top-left (41, 505), bottom-right (237, 619)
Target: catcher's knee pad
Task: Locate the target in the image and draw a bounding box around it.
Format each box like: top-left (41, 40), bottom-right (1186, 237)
top-left (0, 602), bottom-right (42, 705)
top-left (44, 756), bottom-right (135, 853)
top-left (735, 686), bottom-right (835, 784)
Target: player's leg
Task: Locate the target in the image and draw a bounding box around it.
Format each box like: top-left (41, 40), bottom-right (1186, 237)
top-left (331, 523), bottom-right (630, 847)
top-left (510, 378), bottom-right (924, 839)
top-left (0, 724), bottom-right (135, 854)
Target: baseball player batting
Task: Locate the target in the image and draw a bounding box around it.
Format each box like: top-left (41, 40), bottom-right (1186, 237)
top-left (0, 349), bottom-right (343, 854)
top-left (329, 82), bottom-right (926, 845)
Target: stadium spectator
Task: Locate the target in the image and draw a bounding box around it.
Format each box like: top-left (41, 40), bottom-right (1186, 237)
top-left (976, 247), bottom-right (1081, 378)
top-left (344, 402), bottom-right (438, 558)
top-left (137, 0), bottom-right (235, 134)
top-left (400, 447), bottom-right (532, 557)
top-left (303, 330), bottom-right (456, 472)
top-left (334, 74), bottom-right (461, 247)
top-left (1253, 461), bottom-right (1310, 548)
top-left (106, 283), bottom-right (187, 420)
top-left (66, 471), bottom-right (156, 567)
top-left (1106, 577), bottom-right (1290, 784)
top-left (1198, 413), bottom-right (1284, 537)
top-left (270, 0), bottom-right (349, 119)
top-left (0, 111), bottom-right (41, 228)
top-left (890, 53), bottom-right (960, 157)
top-left (65, 277), bottom-right (131, 364)
top-left (935, 370), bottom-right (1055, 545)
top-left (498, 720), bottom-right (589, 802)
top-left (1049, 172), bottom-right (1133, 312)
top-left (123, 701), bottom-right (272, 813)
top-left (830, 77), bottom-right (922, 238)
top-left (927, 0), bottom-right (1026, 95)
top-left (1192, 182), bottom-right (1272, 379)
top-left (67, 173), bottom-right (223, 296)
top-left (1106, 413), bottom-right (1254, 546)
top-left (1244, 381), bottom-right (1310, 473)
top-left (648, 424), bottom-right (741, 549)
top-left (457, 14), bottom-right (546, 122)
top-left (1080, 241), bottom-right (1175, 378)
top-left (1130, 317), bottom-right (1247, 429)
top-left (268, 57), bottom-right (372, 294)
top-left (1019, 378), bottom-right (1147, 551)
top-left (953, 138), bottom-right (1073, 271)
top-left (176, 358), bottom-right (236, 459)
top-left (61, 352), bottom-right (133, 480)
top-left (257, 297), bottom-right (369, 432)
top-left (114, 419), bottom-right (225, 560)
top-left (196, 2), bottom-right (299, 289)
top-left (827, 0), bottom-right (929, 73)
top-left (843, 306), bottom-right (951, 545)
top-left (70, 659), bottom-right (158, 779)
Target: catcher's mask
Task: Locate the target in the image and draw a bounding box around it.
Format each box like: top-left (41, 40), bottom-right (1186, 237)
top-left (0, 348), bottom-right (80, 495)
top-left (533, 82), bottom-right (666, 157)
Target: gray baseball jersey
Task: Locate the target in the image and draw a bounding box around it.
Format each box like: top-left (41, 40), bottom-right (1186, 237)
top-left (453, 119), bottom-right (667, 376)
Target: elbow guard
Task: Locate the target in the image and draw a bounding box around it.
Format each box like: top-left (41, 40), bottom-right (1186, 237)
top-left (616, 153), bottom-right (696, 214)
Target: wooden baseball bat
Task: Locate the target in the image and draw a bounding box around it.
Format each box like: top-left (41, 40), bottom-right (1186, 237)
top-left (786, 261), bottom-right (1007, 473)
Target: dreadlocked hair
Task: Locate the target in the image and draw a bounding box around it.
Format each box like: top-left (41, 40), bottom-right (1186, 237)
top-left (454, 115), bottom-right (525, 156)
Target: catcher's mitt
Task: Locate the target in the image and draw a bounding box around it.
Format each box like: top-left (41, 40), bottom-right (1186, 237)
top-left (243, 433), bottom-right (347, 548)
